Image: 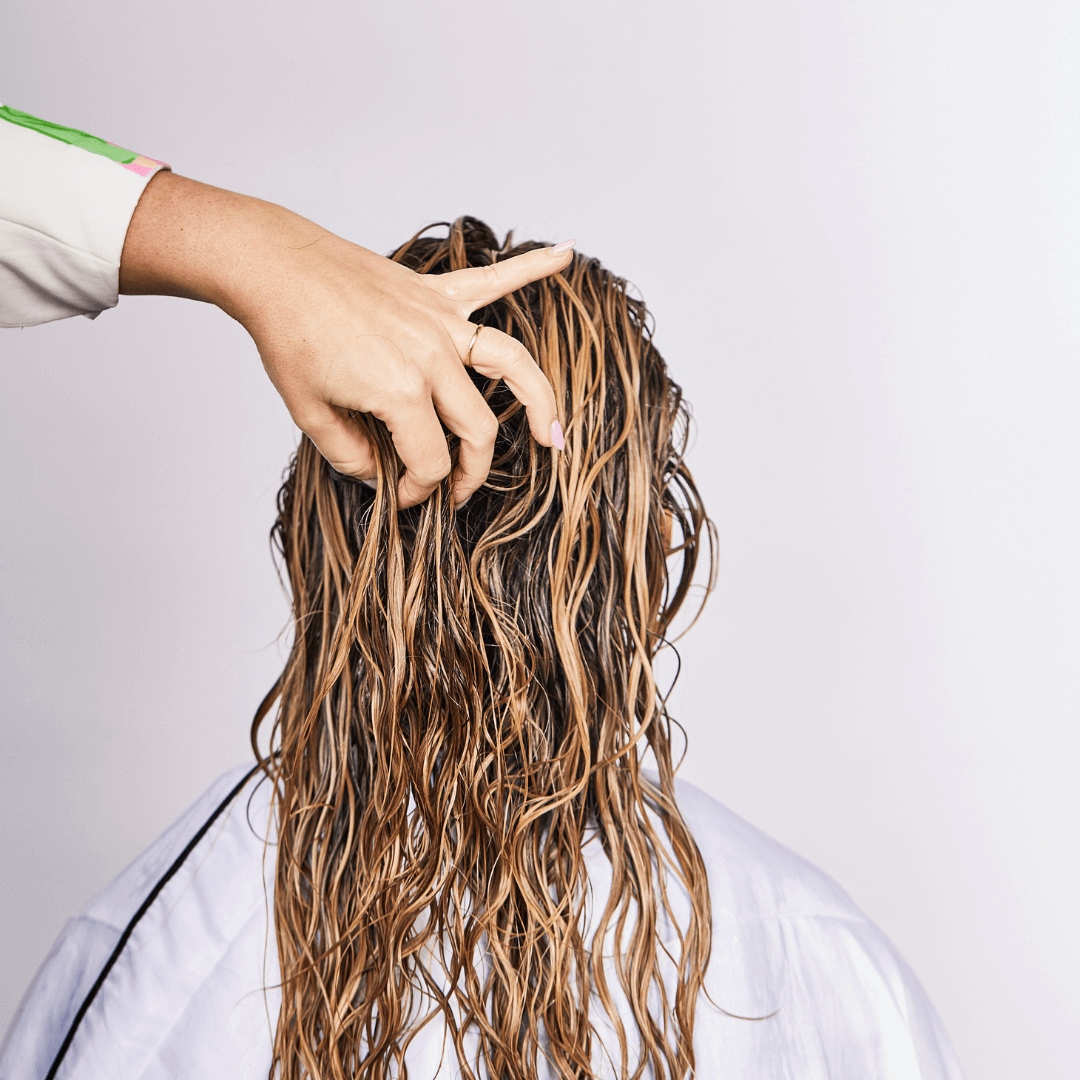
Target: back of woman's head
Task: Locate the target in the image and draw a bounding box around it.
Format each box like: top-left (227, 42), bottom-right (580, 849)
top-left (254, 216), bottom-right (716, 1080)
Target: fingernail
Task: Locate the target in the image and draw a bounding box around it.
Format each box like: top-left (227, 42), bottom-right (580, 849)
top-left (549, 239), bottom-right (576, 256)
top-left (454, 494), bottom-right (472, 510)
top-left (551, 420), bottom-right (565, 450)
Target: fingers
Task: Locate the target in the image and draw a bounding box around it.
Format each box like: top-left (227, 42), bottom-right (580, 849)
top-left (427, 365), bottom-right (499, 507)
top-left (352, 322), bottom-right (562, 510)
top-left (297, 394), bottom-right (459, 508)
top-left (382, 329), bottom-right (559, 509)
top-left (454, 322), bottom-right (563, 451)
top-left (370, 395), bottom-right (454, 509)
top-left (298, 334), bottom-right (559, 508)
top-left (298, 402), bottom-right (378, 480)
top-left (423, 241), bottom-right (576, 314)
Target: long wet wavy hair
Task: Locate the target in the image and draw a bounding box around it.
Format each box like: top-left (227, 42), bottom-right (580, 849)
top-left (252, 217), bottom-right (717, 1080)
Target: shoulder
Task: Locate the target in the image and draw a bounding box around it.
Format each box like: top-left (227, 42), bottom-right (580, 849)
top-left (670, 775), bottom-right (866, 924)
top-left (80, 761), bottom-right (271, 932)
top-left (0, 763), bottom-right (277, 1080)
top-left (667, 777), bottom-right (966, 1079)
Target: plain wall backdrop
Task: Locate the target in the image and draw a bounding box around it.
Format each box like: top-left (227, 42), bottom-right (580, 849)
top-left (2, 1), bottom-right (1077, 1077)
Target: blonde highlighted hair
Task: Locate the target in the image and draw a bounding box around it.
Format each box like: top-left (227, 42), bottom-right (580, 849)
top-left (253, 217), bottom-right (717, 1079)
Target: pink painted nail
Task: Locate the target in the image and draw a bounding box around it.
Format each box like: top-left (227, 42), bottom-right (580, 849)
top-left (550, 239), bottom-right (577, 256)
top-left (551, 420), bottom-right (565, 450)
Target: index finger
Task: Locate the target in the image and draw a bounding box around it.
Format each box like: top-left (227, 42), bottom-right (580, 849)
top-left (422, 240), bottom-right (576, 313)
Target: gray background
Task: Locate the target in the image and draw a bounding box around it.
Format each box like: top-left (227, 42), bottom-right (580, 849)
top-left (2, 1), bottom-right (1077, 1076)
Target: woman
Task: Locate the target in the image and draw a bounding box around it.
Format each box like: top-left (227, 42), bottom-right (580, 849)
top-left (1, 218), bottom-right (964, 1080)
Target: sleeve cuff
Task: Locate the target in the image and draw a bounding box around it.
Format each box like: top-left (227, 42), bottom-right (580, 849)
top-left (0, 107), bottom-right (170, 327)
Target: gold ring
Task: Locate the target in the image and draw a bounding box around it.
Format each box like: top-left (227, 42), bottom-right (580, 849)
top-left (465, 323), bottom-right (483, 366)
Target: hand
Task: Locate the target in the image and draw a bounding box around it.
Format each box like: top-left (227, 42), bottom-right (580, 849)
top-left (120, 171), bottom-right (572, 507)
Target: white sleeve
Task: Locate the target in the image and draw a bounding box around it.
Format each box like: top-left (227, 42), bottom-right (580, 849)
top-left (0, 108), bottom-right (169, 328)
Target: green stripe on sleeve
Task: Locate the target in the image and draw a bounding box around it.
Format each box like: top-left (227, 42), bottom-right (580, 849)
top-left (0, 105), bottom-right (140, 164)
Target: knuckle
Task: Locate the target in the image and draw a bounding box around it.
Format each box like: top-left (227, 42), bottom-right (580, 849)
top-left (479, 411), bottom-right (499, 440)
top-left (416, 340), bottom-right (443, 372)
top-left (293, 407), bottom-right (339, 441)
top-left (291, 406), bottom-right (323, 435)
top-left (327, 454), bottom-right (369, 477)
top-left (373, 350), bottom-right (414, 395)
top-left (428, 274), bottom-right (459, 299)
top-left (397, 370), bottom-right (428, 405)
top-left (465, 411), bottom-right (499, 448)
top-left (422, 453), bottom-right (452, 484)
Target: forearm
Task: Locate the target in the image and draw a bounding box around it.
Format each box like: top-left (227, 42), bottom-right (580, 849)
top-left (118, 171), bottom-right (329, 317)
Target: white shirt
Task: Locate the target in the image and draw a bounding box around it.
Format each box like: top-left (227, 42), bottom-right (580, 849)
top-left (0, 763), bottom-right (965, 1079)
top-left (0, 105), bottom-right (167, 328)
